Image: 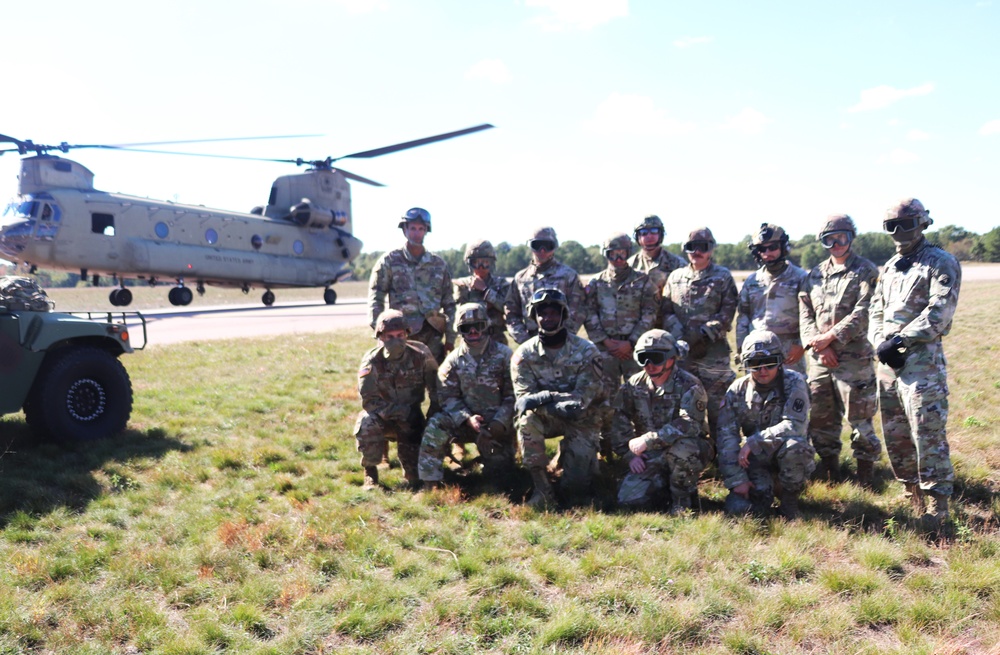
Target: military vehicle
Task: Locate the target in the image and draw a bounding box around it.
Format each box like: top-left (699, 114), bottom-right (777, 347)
top-left (0, 277), bottom-right (146, 441)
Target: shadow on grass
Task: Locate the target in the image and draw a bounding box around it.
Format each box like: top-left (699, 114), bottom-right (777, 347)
top-left (0, 420), bottom-right (191, 527)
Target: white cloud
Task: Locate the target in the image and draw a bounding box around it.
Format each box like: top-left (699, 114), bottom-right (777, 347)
top-left (525, 0), bottom-right (628, 31)
top-left (582, 93), bottom-right (696, 136)
top-left (465, 59), bottom-right (512, 85)
top-left (887, 118), bottom-right (900, 127)
top-left (334, 0), bottom-right (388, 14)
top-left (979, 119), bottom-right (1000, 136)
top-left (848, 83), bottom-right (935, 113)
top-left (673, 36), bottom-right (712, 49)
top-left (878, 148), bottom-right (921, 164)
top-left (720, 107), bottom-right (770, 135)
top-left (906, 129), bottom-right (930, 141)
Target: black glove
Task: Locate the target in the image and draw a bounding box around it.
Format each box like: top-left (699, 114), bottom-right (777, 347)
top-left (551, 400), bottom-right (584, 421)
top-left (876, 335), bottom-right (908, 369)
top-left (515, 390), bottom-right (555, 415)
top-left (684, 327), bottom-right (708, 360)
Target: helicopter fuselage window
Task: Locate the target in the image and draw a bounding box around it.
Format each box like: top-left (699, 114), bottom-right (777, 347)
top-left (293, 240), bottom-right (304, 255)
top-left (92, 213), bottom-right (116, 237)
top-left (251, 235), bottom-right (263, 250)
top-left (155, 222), bottom-right (169, 238)
top-left (205, 228), bottom-right (219, 245)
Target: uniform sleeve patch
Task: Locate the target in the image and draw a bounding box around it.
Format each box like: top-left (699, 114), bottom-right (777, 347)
top-left (696, 400), bottom-right (706, 412)
top-left (792, 398), bottom-right (805, 413)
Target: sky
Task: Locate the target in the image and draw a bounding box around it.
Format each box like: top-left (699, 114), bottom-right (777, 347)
top-left (2, 0), bottom-right (998, 255)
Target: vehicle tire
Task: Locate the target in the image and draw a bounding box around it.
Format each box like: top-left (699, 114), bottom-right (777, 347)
top-left (168, 287), bottom-right (181, 306)
top-left (262, 290), bottom-right (275, 306)
top-left (324, 288), bottom-right (337, 305)
top-left (178, 287), bottom-right (193, 306)
top-left (117, 288), bottom-right (133, 306)
top-left (109, 289), bottom-right (121, 306)
top-left (23, 347), bottom-right (133, 442)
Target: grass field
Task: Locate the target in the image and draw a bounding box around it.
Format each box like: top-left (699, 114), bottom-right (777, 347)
top-left (1, 282), bottom-right (999, 654)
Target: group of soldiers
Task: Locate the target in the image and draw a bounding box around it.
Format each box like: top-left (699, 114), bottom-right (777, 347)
top-left (356, 198), bottom-right (961, 528)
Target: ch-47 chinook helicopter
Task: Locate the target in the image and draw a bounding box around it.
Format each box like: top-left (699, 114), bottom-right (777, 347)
top-left (0, 124), bottom-right (493, 307)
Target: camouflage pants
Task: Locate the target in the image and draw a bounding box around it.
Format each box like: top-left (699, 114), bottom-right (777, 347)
top-left (597, 350), bottom-right (639, 447)
top-left (745, 436), bottom-right (816, 497)
top-left (775, 333), bottom-right (806, 375)
top-left (682, 351), bottom-right (735, 448)
top-left (806, 354), bottom-right (881, 461)
top-left (876, 343), bottom-right (954, 495)
top-left (516, 407), bottom-right (600, 496)
top-left (617, 437), bottom-right (706, 508)
top-left (353, 407), bottom-right (425, 477)
top-left (410, 323), bottom-right (445, 363)
top-left (418, 413), bottom-right (514, 482)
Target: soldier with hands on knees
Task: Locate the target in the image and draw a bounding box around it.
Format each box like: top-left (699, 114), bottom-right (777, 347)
top-left (418, 303), bottom-right (516, 490)
top-left (505, 226), bottom-right (586, 345)
top-left (612, 330), bottom-right (710, 514)
top-left (453, 240), bottom-right (511, 346)
top-left (799, 214), bottom-right (881, 485)
top-left (368, 207), bottom-right (456, 361)
top-left (511, 289), bottom-right (605, 507)
top-left (737, 223), bottom-right (808, 373)
top-left (718, 330), bottom-right (816, 519)
top-left (354, 310), bottom-right (439, 488)
top-left (661, 227), bottom-right (738, 450)
top-left (869, 198), bottom-right (961, 531)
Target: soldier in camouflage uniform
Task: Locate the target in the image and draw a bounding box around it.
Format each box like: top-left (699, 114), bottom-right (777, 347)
top-left (612, 330), bottom-right (710, 513)
top-left (505, 227), bottom-right (586, 344)
top-left (584, 232), bottom-right (659, 450)
top-left (661, 227), bottom-right (739, 450)
top-left (869, 198), bottom-right (961, 531)
top-left (453, 240), bottom-right (511, 346)
top-left (718, 330), bottom-right (816, 519)
top-left (628, 214), bottom-right (687, 298)
top-left (368, 207), bottom-right (456, 361)
top-left (418, 303), bottom-right (515, 489)
top-left (799, 214), bottom-right (881, 485)
top-left (354, 310), bottom-right (439, 488)
top-left (511, 288), bottom-right (605, 507)
top-left (737, 223), bottom-right (808, 374)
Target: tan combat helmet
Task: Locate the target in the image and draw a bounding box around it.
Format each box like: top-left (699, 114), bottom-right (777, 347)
top-left (398, 207), bottom-right (432, 232)
top-left (375, 309), bottom-right (408, 337)
top-left (603, 232), bottom-right (633, 258)
top-left (633, 329), bottom-right (681, 365)
top-left (464, 239), bottom-right (496, 273)
top-left (527, 226), bottom-right (559, 250)
top-left (884, 198), bottom-right (933, 233)
top-left (740, 329), bottom-right (784, 369)
top-left (526, 287), bottom-right (569, 334)
top-left (633, 214), bottom-right (665, 246)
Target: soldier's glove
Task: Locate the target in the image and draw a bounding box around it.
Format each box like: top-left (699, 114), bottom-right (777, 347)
top-left (684, 327), bottom-right (709, 360)
top-left (701, 321), bottom-right (722, 342)
top-left (551, 400), bottom-right (584, 421)
top-left (515, 390), bottom-right (556, 416)
top-left (876, 334), bottom-right (908, 369)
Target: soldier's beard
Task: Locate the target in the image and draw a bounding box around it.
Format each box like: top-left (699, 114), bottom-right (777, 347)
top-left (764, 258), bottom-right (787, 274)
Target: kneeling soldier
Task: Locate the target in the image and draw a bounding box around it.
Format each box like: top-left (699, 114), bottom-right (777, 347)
top-left (354, 310), bottom-right (439, 488)
top-left (613, 330), bottom-right (710, 513)
top-left (418, 303), bottom-right (516, 490)
top-left (718, 329), bottom-right (816, 518)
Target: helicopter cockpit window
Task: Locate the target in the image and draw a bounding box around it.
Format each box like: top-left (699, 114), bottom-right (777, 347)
top-left (92, 213), bottom-right (116, 236)
top-left (251, 235), bottom-right (263, 250)
top-left (205, 228), bottom-right (219, 245)
top-left (40, 203), bottom-right (61, 222)
top-left (11, 200), bottom-right (38, 219)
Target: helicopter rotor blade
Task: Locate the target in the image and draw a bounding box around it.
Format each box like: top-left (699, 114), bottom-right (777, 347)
top-left (94, 134), bottom-right (323, 148)
top-left (334, 169), bottom-right (386, 187)
top-left (333, 123), bottom-right (494, 161)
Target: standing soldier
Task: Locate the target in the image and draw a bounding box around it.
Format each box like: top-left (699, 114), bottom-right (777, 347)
top-left (799, 214), bottom-right (881, 485)
top-left (584, 232), bottom-right (659, 449)
top-left (511, 289), bottom-right (605, 507)
top-left (869, 198), bottom-right (961, 531)
top-left (628, 214), bottom-right (687, 297)
top-left (418, 303), bottom-right (516, 490)
top-left (661, 227), bottom-right (739, 450)
top-left (368, 207), bottom-right (456, 361)
top-left (612, 330), bottom-right (710, 513)
top-left (737, 223), bottom-right (808, 374)
top-left (354, 310), bottom-right (439, 488)
top-left (718, 330), bottom-right (816, 519)
top-left (453, 240), bottom-right (511, 346)
top-left (505, 227), bottom-right (586, 345)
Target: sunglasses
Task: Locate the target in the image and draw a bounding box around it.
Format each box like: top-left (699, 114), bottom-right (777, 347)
top-left (459, 322), bottom-right (488, 335)
top-left (636, 351), bottom-right (669, 366)
top-left (754, 243), bottom-right (782, 254)
top-left (745, 355), bottom-right (782, 371)
top-left (820, 232), bottom-right (852, 248)
top-left (530, 240), bottom-right (556, 252)
top-left (605, 249), bottom-right (629, 262)
top-left (637, 228), bottom-right (661, 237)
top-left (884, 217), bottom-right (920, 234)
top-left (684, 241), bottom-right (711, 253)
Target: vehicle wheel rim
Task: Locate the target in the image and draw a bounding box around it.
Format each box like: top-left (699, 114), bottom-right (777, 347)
top-left (66, 378), bottom-right (106, 421)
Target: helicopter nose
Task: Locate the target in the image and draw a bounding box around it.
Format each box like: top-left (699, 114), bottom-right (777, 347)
top-left (0, 220), bottom-right (33, 258)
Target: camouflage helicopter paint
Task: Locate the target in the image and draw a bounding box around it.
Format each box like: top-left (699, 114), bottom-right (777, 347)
top-left (0, 126), bottom-right (492, 307)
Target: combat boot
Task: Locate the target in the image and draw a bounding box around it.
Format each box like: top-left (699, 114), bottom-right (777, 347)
top-left (816, 455), bottom-right (841, 482)
top-left (363, 466), bottom-right (379, 489)
top-left (855, 459), bottom-right (874, 489)
top-left (378, 442), bottom-right (391, 469)
top-left (749, 490), bottom-right (774, 517)
top-left (669, 487), bottom-right (693, 516)
top-left (919, 491), bottom-right (950, 533)
top-left (777, 490), bottom-right (800, 520)
top-left (904, 482), bottom-right (925, 514)
top-left (526, 469), bottom-right (556, 509)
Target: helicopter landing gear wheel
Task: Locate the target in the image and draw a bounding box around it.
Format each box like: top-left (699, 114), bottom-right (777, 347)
top-left (324, 288), bottom-right (337, 305)
top-left (109, 288), bottom-right (133, 307)
top-left (262, 290), bottom-right (275, 307)
top-left (168, 287), bottom-right (193, 306)
top-left (196, 282), bottom-right (206, 296)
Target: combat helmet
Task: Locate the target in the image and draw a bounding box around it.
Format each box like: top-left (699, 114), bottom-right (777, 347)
top-left (633, 214), bottom-right (665, 246)
top-left (375, 309), bottom-right (409, 337)
top-left (740, 329), bottom-right (784, 369)
top-left (884, 198), bottom-right (933, 234)
top-left (684, 227), bottom-right (717, 252)
top-left (633, 329), bottom-right (681, 366)
top-left (455, 302), bottom-right (489, 331)
top-left (398, 207), bottom-right (432, 232)
top-left (749, 223), bottom-right (790, 267)
top-left (527, 226), bottom-right (559, 250)
top-left (526, 287), bottom-right (569, 335)
top-left (819, 214), bottom-right (856, 249)
top-left (464, 239), bottom-right (496, 273)
top-left (602, 232), bottom-right (633, 259)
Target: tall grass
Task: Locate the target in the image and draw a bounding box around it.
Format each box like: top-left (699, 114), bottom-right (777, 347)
top-left (1, 282), bottom-right (998, 654)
